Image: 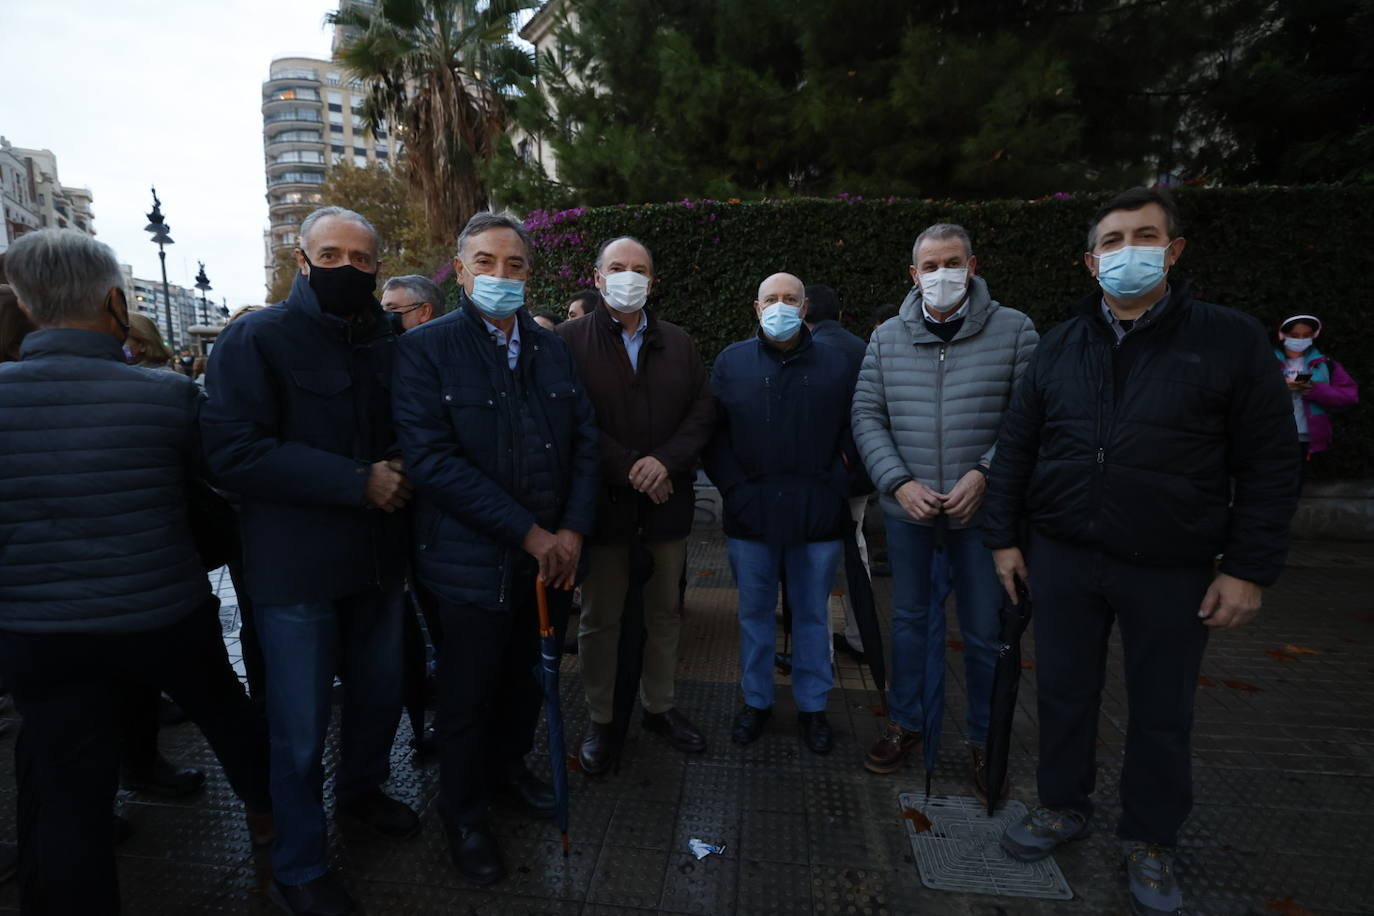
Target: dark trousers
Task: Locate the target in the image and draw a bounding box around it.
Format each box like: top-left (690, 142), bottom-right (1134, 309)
top-left (435, 566), bottom-right (570, 830)
top-left (1029, 533), bottom-right (1212, 847)
top-left (114, 683), bottom-right (161, 774)
top-left (0, 599), bottom-right (270, 916)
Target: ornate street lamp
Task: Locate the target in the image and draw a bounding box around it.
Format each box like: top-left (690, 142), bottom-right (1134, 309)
top-left (143, 188), bottom-right (175, 346)
top-left (194, 262), bottom-right (212, 325)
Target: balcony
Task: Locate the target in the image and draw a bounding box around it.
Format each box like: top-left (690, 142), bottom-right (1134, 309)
top-left (267, 151), bottom-right (327, 174)
top-left (264, 133), bottom-right (325, 156)
top-left (263, 69), bottom-right (321, 94)
top-left (268, 171), bottom-right (326, 188)
top-left (263, 109), bottom-right (324, 128)
top-left (264, 86), bottom-right (322, 104)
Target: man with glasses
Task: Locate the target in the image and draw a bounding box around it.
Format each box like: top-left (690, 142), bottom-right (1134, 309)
top-left (391, 211), bottom-right (599, 886)
top-left (381, 275), bottom-right (445, 330)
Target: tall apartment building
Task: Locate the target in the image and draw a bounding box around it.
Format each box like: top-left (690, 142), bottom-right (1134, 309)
top-left (0, 137), bottom-right (93, 252)
top-left (261, 56), bottom-right (395, 290)
top-left (129, 274), bottom-right (201, 349)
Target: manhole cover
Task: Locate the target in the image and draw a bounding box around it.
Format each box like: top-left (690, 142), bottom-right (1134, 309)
top-left (898, 793), bottom-right (1073, 900)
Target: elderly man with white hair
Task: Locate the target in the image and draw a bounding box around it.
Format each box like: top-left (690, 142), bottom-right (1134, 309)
top-left (202, 206), bottom-right (417, 916)
top-left (703, 272), bottom-right (859, 754)
top-left (0, 229), bottom-right (272, 914)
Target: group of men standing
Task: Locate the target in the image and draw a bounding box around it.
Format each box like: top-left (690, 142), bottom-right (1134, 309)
top-left (0, 185), bottom-right (1298, 916)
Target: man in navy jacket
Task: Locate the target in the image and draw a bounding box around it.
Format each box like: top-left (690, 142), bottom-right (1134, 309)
top-left (202, 207), bottom-right (415, 916)
top-left (704, 272), bottom-right (857, 755)
top-left (0, 230), bottom-right (270, 914)
top-left (391, 212), bottom-right (599, 886)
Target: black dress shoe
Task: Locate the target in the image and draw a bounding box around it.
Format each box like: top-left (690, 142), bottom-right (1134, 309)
top-left (498, 766), bottom-right (556, 818)
top-left (642, 708), bottom-right (707, 754)
top-left (798, 711), bottom-right (833, 754)
top-left (449, 822), bottom-right (504, 886)
top-left (731, 704), bottom-right (772, 746)
top-left (270, 871), bottom-right (354, 916)
top-left (337, 791), bottom-right (421, 840)
top-left (122, 756), bottom-right (205, 798)
top-left (579, 721), bottom-right (617, 775)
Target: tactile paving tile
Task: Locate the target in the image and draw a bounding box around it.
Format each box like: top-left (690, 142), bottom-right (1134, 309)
top-left (897, 793), bottom-right (1073, 900)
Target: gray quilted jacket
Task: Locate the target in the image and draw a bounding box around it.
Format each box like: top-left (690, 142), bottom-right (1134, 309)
top-left (852, 276), bottom-right (1038, 528)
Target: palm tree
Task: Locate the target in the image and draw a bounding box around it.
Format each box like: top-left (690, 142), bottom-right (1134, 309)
top-left (329, 0), bottom-right (537, 249)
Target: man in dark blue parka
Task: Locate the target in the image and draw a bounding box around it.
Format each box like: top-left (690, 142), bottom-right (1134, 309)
top-left (0, 230), bottom-right (271, 915)
top-left (391, 212), bottom-right (599, 886)
top-left (202, 207), bottom-right (416, 916)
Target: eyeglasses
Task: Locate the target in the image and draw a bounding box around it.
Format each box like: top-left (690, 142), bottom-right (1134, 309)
top-left (383, 301), bottom-right (428, 315)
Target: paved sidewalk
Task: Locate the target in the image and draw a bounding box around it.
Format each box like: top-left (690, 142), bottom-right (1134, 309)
top-left (0, 533), bottom-right (1369, 915)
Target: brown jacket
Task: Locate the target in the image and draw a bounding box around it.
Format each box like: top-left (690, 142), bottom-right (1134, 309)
top-left (555, 302), bottom-right (716, 543)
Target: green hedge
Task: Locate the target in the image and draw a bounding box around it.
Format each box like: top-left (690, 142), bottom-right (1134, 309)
top-left (522, 187), bottom-right (1373, 478)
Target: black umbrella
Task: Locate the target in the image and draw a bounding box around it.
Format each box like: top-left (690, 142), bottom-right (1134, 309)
top-left (985, 577), bottom-right (1032, 816)
top-left (842, 523), bottom-right (886, 694)
top-left (534, 580), bottom-right (571, 854)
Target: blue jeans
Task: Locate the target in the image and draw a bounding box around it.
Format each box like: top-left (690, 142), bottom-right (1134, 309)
top-left (727, 538), bottom-right (842, 714)
top-left (885, 518), bottom-right (1002, 745)
top-left (256, 586), bottom-right (405, 885)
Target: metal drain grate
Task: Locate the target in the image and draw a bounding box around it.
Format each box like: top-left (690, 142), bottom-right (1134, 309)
top-left (898, 793), bottom-right (1074, 900)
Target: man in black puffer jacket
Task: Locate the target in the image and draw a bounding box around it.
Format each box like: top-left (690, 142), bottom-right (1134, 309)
top-left (982, 188), bottom-right (1298, 916)
top-left (0, 230), bottom-right (270, 915)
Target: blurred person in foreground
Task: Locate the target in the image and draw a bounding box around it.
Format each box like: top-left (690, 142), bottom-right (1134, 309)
top-left (0, 229), bottom-right (271, 915)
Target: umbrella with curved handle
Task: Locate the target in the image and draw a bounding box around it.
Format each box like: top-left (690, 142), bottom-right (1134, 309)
top-left (535, 579), bottom-right (571, 855)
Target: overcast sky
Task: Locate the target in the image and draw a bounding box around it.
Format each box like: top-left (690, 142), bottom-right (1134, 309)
top-left (2, 0), bottom-right (339, 307)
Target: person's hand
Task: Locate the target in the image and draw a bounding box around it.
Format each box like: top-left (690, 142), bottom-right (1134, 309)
top-left (939, 469), bottom-right (987, 524)
top-left (894, 480), bottom-right (942, 521)
top-left (1285, 379), bottom-right (1313, 395)
top-left (363, 459), bottom-right (413, 512)
top-left (522, 525), bottom-right (570, 585)
top-left (552, 529), bottom-right (584, 589)
top-left (628, 456), bottom-right (670, 494)
top-left (992, 547), bottom-right (1029, 605)
top-left (647, 478), bottom-right (674, 505)
top-left (1198, 573), bottom-right (1263, 628)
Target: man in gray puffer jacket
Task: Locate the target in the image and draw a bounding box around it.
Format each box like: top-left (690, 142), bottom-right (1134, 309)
top-left (852, 223), bottom-right (1037, 798)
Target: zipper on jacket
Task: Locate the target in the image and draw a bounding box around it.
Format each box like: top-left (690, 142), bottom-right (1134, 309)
top-left (935, 345), bottom-right (947, 492)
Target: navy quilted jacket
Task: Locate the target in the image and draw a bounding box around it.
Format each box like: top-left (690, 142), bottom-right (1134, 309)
top-left (391, 300), bottom-right (599, 609)
top-left (0, 329), bottom-right (210, 633)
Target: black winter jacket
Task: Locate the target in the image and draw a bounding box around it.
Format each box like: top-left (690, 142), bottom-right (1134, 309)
top-left (982, 283), bottom-right (1299, 585)
top-left (808, 319), bottom-right (875, 497)
top-left (201, 273), bottom-right (408, 605)
top-left (391, 299), bottom-right (599, 609)
top-left (0, 329), bottom-right (211, 633)
top-left (704, 328), bottom-right (858, 545)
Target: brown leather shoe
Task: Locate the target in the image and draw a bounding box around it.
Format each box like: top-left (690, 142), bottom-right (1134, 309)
top-left (969, 745), bottom-right (1008, 806)
top-left (642, 708), bottom-right (707, 754)
top-left (579, 721), bottom-right (617, 776)
top-left (864, 721), bottom-right (920, 774)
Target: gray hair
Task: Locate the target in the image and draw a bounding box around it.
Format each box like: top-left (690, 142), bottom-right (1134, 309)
top-left (3, 229), bottom-right (124, 327)
top-left (298, 206), bottom-right (380, 253)
top-left (911, 222), bottom-right (973, 264)
top-left (382, 274), bottom-right (445, 312)
top-left (456, 211), bottom-right (532, 262)
top-left (595, 236), bottom-right (654, 273)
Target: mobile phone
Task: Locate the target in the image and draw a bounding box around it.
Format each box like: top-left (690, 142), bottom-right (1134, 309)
top-left (1295, 372), bottom-right (1312, 383)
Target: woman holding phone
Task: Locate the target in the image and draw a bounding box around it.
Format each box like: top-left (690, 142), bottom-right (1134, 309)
top-left (1274, 314), bottom-right (1360, 467)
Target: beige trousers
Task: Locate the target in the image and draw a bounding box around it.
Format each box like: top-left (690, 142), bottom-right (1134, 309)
top-left (578, 538), bottom-right (688, 723)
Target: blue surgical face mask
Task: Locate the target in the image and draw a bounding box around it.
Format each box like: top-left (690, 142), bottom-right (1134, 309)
top-left (1094, 245), bottom-right (1169, 299)
top-left (760, 302), bottom-right (803, 342)
top-left (468, 272), bottom-right (525, 319)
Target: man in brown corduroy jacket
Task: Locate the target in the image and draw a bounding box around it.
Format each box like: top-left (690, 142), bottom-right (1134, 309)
top-left (555, 236), bottom-right (717, 774)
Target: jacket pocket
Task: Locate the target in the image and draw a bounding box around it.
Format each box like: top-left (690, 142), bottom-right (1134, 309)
top-left (288, 369), bottom-right (353, 447)
top-left (544, 380), bottom-right (580, 406)
top-left (443, 386), bottom-right (497, 451)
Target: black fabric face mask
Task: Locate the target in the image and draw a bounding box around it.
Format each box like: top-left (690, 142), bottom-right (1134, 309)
top-left (302, 254), bottom-right (378, 318)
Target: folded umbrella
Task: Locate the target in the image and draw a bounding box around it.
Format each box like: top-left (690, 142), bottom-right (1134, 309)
top-left (534, 579), bottom-right (571, 855)
top-left (985, 576), bottom-right (1032, 816)
top-left (841, 522), bottom-right (886, 694)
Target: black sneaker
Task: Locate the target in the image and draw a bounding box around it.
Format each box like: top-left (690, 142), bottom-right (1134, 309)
top-left (122, 756), bottom-right (205, 798)
top-left (337, 791), bottom-right (420, 840)
top-left (798, 711), bottom-right (833, 754)
top-left (269, 871), bottom-right (354, 916)
top-left (731, 704), bottom-right (771, 745)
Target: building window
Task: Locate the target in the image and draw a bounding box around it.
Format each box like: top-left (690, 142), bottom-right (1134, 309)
top-left (377, 151), bottom-right (389, 160)
top-left (329, 124), bottom-right (343, 134)
top-left (329, 111), bottom-right (344, 125)
top-left (351, 115), bottom-right (365, 129)
top-left (328, 103), bottom-right (342, 112)
top-left (331, 144), bottom-right (344, 153)
top-left (354, 155), bottom-right (367, 168)
top-left (353, 148), bottom-right (367, 158)
top-left (326, 71), bottom-right (341, 85)
top-left (327, 90), bottom-right (343, 105)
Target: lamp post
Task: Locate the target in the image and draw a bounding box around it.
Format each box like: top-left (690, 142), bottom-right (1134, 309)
top-left (194, 262), bottom-right (212, 326)
top-left (143, 188), bottom-right (175, 347)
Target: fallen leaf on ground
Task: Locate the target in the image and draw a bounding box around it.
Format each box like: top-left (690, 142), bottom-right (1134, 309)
top-left (946, 640), bottom-right (965, 651)
top-left (1283, 645), bottom-right (1319, 655)
top-left (696, 569), bottom-right (715, 576)
top-left (863, 703), bottom-right (888, 716)
top-left (1266, 897), bottom-right (1317, 916)
top-left (1198, 675), bottom-right (1218, 687)
top-left (1020, 659), bottom-right (1035, 670)
top-left (1265, 648), bottom-right (1299, 662)
top-left (899, 807), bottom-right (933, 833)
top-left (1222, 679), bottom-right (1262, 693)
top-left (565, 753), bottom-right (583, 773)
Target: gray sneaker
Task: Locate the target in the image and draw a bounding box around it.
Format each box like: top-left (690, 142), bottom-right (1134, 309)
top-left (1123, 842), bottom-right (1183, 915)
top-left (1000, 805), bottom-right (1092, 862)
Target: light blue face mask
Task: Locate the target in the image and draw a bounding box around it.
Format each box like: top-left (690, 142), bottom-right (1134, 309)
top-left (1094, 245), bottom-right (1168, 299)
top-left (468, 273), bottom-right (525, 318)
top-left (760, 302), bottom-right (803, 341)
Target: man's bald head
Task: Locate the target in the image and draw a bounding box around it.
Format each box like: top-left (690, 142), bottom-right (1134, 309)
top-left (756, 272), bottom-right (805, 306)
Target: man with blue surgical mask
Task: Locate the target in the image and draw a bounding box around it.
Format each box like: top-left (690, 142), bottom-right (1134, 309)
top-left (982, 187), bottom-right (1298, 916)
top-left (390, 211), bottom-right (599, 887)
top-left (704, 273), bottom-right (858, 755)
